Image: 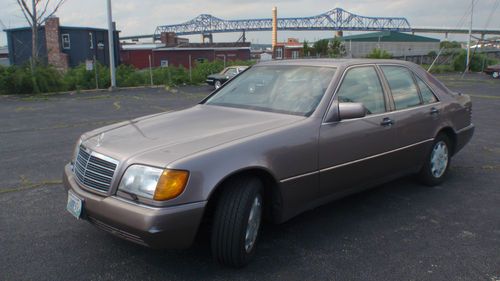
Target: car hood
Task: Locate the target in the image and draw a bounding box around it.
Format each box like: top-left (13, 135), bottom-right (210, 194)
top-left (82, 104), bottom-right (304, 167)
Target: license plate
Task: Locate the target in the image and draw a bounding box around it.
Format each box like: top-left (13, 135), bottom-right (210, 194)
top-left (66, 190), bottom-right (83, 219)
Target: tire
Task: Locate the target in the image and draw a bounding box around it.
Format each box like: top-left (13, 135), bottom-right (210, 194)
top-left (214, 80), bottom-right (222, 89)
top-left (211, 177), bottom-right (263, 268)
top-left (418, 134), bottom-right (452, 186)
top-left (492, 72), bottom-right (499, 79)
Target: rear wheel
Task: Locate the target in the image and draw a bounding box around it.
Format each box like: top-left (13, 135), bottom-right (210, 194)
top-left (211, 177), bottom-right (263, 267)
top-left (418, 134), bottom-right (451, 186)
top-left (214, 80), bottom-right (222, 89)
top-left (492, 72), bottom-right (499, 79)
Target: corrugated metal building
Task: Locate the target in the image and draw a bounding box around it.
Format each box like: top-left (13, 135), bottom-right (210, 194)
top-left (341, 31), bottom-right (440, 58)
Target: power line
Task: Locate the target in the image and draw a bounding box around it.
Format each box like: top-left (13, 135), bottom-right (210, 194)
top-left (484, 0), bottom-right (500, 30)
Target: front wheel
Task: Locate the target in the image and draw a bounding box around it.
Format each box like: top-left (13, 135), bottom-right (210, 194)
top-left (214, 80), bottom-right (222, 89)
top-left (418, 134), bottom-right (451, 186)
top-left (492, 72), bottom-right (499, 79)
top-left (211, 177), bottom-right (263, 268)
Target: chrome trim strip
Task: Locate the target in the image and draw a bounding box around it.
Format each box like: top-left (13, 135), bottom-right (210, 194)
top-left (112, 196), bottom-right (163, 210)
top-left (456, 123), bottom-right (474, 134)
top-left (280, 138), bottom-right (434, 183)
top-left (91, 151), bottom-right (119, 166)
top-left (280, 170), bottom-right (319, 183)
top-left (320, 138), bottom-right (434, 173)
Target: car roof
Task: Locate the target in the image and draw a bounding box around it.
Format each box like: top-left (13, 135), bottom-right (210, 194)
top-left (256, 58), bottom-right (418, 68)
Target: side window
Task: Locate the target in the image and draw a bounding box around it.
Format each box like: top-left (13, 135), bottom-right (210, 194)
top-left (415, 76), bottom-right (438, 104)
top-left (337, 66), bottom-right (386, 114)
top-left (381, 66), bottom-right (421, 110)
top-left (62, 34), bottom-right (71, 49)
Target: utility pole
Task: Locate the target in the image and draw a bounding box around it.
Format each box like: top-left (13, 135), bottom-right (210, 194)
top-left (465, 0), bottom-right (474, 73)
top-left (107, 0), bottom-right (116, 89)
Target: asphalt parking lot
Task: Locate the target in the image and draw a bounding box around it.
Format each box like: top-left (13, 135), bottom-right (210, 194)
top-left (1, 74), bottom-right (499, 281)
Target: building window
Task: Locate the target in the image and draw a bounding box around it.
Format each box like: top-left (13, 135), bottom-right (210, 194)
top-left (292, 50), bottom-right (299, 59)
top-left (89, 32), bottom-right (93, 49)
top-left (276, 47), bottom-right (283, 59)
top-left (160, 60), bottom-right (169, 67)
top-left (62, 34), bottom-right (70, 49)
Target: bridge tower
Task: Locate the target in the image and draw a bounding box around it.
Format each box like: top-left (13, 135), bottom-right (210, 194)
top-left (202, 33), bottom-right (213, 44)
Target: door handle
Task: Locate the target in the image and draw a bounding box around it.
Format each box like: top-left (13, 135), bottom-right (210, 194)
top-left (380, 117), bottom-right (394, 127)
top-left (430, 107), bottom-right (439, 115)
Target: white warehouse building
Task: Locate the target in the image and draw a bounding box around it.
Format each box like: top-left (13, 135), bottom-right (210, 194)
top-left (340, 31), bottom-right (441, 58)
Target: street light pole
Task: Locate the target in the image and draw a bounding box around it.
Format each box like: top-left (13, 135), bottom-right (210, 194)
top-left (107, 0), bottom-right (116, 89)
top-left (465, 0), bottom-right (474, 73)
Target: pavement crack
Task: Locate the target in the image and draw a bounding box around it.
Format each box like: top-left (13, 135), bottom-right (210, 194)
top-left (0, 179), bottom-right (63, 194)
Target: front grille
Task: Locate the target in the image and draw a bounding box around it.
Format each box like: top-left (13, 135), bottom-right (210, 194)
top-left (74, 146), bottom-right (118, 192)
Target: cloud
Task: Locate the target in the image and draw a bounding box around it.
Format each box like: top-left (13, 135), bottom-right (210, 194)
top-left (1, 0), bottom-right (499, 46)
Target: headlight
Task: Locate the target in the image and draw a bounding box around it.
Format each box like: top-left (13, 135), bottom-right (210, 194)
top-left (118, 165), bottom-right (189, 201)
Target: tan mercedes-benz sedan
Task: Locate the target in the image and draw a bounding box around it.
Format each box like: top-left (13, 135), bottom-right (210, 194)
top-left (63, 59), bottom-right (474, 267)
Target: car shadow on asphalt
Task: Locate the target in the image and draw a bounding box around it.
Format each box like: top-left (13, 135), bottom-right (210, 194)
top-left (93, 172), bottom-right (449, 277)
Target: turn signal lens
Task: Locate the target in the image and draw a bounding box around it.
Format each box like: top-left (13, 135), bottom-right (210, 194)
top-left (153, 169), bottom-right (189, 201)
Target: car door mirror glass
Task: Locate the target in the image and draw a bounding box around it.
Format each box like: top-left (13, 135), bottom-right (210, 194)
top-left (338, 102), bottom-right (366, 120)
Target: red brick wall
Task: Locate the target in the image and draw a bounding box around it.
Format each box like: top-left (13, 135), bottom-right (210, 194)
top-left (120, 49), bottom-right (153, 69)
top-left (45, 17), bottom-right (68, 72)
top-left (152, 49), bottom-right (250, 69)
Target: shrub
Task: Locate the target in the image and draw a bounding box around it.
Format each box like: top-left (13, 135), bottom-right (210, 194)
top-left (152, 66), bottom-right (190, 86)
top-left (366, 48), bottom-right (392, 59)
top-left (191, 60), bottom-right (225, 84)
top-left (64, 62), bottom-right (110, 90)
top-left (452, 50), bottom-right (497, 72)
top-left (116, 64), bottom-right (148, 87)
top-left (0, 59), bottom-right (256, 94)
top-left (0, 64), bottom-right (64, 95)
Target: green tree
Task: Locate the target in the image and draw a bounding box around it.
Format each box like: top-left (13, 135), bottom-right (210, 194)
top-left (440, 41), bottom-right (462, 49)
top-left (328, 37), bottom-right (345, 58)
top-left (452, 49), bottom-right (497, 72)
top-left (366, 48), bottom-right (393, 59)
top-left (313, 39), bottom-right (330, 56)
top-left (303, 40), bottom-right (311, 57)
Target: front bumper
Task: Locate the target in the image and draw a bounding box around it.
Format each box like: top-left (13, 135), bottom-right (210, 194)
top-left (205, 79), bottom-right (215, 85)
top-left (63, 164), bottom-right (206, 249)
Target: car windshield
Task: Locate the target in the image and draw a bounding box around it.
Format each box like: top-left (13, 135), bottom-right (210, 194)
top-left (222, 67), bottom-right (238, 76)
top-left (204, 65), bottom-right (336, 116)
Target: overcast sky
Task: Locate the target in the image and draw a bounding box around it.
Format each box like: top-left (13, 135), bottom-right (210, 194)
top-left (1, 0), bottom-right (499, 46)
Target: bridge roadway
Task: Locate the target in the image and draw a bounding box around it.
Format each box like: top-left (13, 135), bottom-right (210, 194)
top-left (120, 27), bottom-right (500, 41)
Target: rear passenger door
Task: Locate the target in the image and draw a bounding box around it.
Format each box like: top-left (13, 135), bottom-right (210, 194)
top-left (379, 65), bottom-right (442, 173)
top-left (319, 66), bottom-right (399, 196)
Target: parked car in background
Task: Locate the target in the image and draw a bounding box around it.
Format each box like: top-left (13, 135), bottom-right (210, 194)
top-left (484, 64), bottom-right (500, 78)
top-left (64, 59), bottom-right (474, 268)
top-left (206, 66), bottom-right (249, 89)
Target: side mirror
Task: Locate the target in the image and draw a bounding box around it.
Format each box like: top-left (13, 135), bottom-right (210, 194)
top-left (338, 102), bottom-right (366, 120)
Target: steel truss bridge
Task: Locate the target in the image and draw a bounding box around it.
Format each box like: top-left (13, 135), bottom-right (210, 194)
top-left (120, 8), bottom-right (500, 41)
top-left (153, 8), bottom-right (411, 38)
